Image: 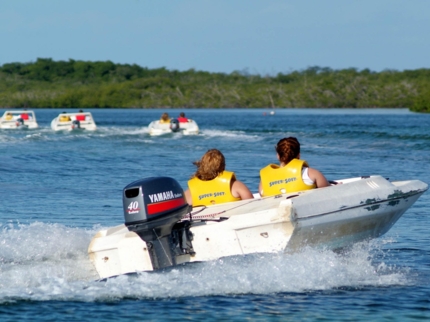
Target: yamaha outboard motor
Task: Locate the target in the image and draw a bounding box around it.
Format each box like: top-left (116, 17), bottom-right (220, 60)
top-left (169, 118), bottom-right (180, 132)
top-left (123, 177), bottom-right (194, 270)
top-left (72, 120), bottom-right (81, 129)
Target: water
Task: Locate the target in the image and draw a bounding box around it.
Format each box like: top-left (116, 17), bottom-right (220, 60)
top-left (0, 108), bottom-right (429, 321)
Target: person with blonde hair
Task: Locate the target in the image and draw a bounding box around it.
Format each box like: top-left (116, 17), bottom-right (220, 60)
top-left (259, 137), bottom-right (329, 197)
top-left (184, 149), bottom-right (254, 206)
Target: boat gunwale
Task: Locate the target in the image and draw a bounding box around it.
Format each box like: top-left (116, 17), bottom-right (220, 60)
top-left (294, 187), bottom-right (428, 221)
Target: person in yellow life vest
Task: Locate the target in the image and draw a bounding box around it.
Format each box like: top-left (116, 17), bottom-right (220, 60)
top-left (184, 149), bottom-right (254, 206)
top-left (59, 112), bottom-right (71, 122)
top-left (4, 113), bottom-right (13, 121)
top-left (159, 112), bottom-right (171, 124)
top-left (259, 137), bottom-right (329, 197)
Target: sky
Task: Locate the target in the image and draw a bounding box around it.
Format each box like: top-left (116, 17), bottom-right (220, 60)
top-left (1, 0), bottom-right (429, 75)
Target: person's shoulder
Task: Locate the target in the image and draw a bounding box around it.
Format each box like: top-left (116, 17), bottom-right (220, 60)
top-left (308, 167), bottom-right (323, 175)
top-left (232, 180), bottom-right (254, 198)
top-left (232, 179), bottom-right (250, 190)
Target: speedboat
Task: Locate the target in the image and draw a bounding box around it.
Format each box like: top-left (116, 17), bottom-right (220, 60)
top-left (88, 175), bottom-right (428, 279)
top-left (0, 110), bottom-right (38, 129)
top-left (148, 118), bottom-right (199, 136)
top-left (51, 112), bottom-right (97, 131)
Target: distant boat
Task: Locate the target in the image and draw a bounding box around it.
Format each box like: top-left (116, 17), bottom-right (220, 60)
top-left (51, 112), bottom-right (97, 131)
top-left (148, 118), bottom-right (199, 136)
top-left (0, 110), bottom-right (39, 129)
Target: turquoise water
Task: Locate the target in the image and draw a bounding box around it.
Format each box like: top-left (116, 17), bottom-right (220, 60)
top-left (0, 108), bottom-right (429, 321)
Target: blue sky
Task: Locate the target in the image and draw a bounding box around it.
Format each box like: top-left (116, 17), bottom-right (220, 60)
top-left (1, 0), bottom-right (429, 75)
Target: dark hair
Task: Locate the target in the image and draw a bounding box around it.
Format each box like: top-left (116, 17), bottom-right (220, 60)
top-left (276, 137), bottom-right (300, 164)
top-left (161, 113), bottom-right (169, 121)
top-left (180, 112), bottom-right (185, 117)
top-left (191, 149), bottom-right (225, 181)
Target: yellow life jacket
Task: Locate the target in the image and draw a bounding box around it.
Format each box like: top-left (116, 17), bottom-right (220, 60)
top-left (59, 115), bottom-right (71, 122)
top-left (159, 118), bottom-right (171, 124)
top-left (259, 159), bottom-right (316, 197)
top-left (188, 171), bottom-right (241, 206)
top-left (5, 114), bottom-right (13, 120)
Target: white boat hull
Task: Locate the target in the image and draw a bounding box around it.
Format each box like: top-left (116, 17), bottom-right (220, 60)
top-left (88, 176), bottom-right (428, 279)
top-left (51, 112), bottom-right (97, 131)
top-left (148, 119), bottom-right (199, 136)
top-left (0, 110), bottom-right (39, 129)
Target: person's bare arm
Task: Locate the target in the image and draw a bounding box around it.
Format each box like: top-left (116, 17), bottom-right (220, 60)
top-left (308, 168), bottom-right (330, 188)
top-left (232, 180), bottom-right (254, 200)
top-left (184, 189), bottom-right (192, 205)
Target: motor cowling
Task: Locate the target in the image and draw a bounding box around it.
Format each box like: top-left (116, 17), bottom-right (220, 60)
top-left (123, 176), bottom-right (190, 228)
top-left (123, 177), bottom-right (193, 270)
top-left (169, 119), bottom-right (180, 132)
top-left (72, 120), bottom-right (81, 129)
top-left (16, 118), bottom-right (24, 127)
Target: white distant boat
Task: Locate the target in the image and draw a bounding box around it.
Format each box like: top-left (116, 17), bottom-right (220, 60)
top-left (88, 175), bottom-right (428, 279)
top-left (148, 118), bottom-right (199, 136)
top-left (51, 112), bottom-right (97, 131)
top-left (0, 110), bottom-right (38, 129)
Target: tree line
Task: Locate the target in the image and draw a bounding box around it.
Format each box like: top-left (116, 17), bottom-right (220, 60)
top-left (0, 58), bottom-right (429, 112)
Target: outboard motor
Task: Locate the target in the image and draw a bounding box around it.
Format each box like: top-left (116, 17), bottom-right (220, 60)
top-left (169, 118), bottom-right (180, 132)
top-left (123, 177), bottom-right (194, 270)
top-left (16, 118), bottom-right (24, 127)
top-left (72, 120), bottom-right (81, 129)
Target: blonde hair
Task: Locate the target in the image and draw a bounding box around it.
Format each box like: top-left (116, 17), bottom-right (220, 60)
top-left (276, 137), bottom-right (300, 164)
top-left (191, 149), bottom-right (225, 181)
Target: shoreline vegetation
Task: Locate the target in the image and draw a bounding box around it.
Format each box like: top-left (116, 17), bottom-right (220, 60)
top-left (0, 58), bottom-right (429, 112)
